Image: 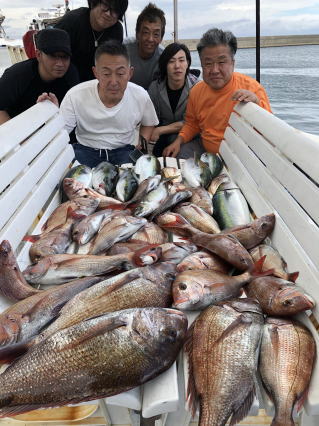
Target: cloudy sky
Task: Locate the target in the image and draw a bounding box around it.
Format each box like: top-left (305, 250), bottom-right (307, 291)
top-left (1, 0), bottom-right (319, 40)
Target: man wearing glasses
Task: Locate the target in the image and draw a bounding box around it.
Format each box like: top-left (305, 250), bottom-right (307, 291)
top-left (125, 3), bottom-right (166, 89)
top-left (55, 0), bottom-right (128, 82)
top-left (163, 28), bottom-right (272, 158)
top-left (0, 28), bottom-right (78, 125)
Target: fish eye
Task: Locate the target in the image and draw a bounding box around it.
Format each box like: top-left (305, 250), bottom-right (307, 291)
top-left (283, 299), bottom-right (293, 306)
top-left (179, 283), bottom-right (187, 290)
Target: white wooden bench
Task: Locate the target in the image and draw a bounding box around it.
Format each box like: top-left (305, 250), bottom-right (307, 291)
top-left (1, 100), bottom-right (319, 425)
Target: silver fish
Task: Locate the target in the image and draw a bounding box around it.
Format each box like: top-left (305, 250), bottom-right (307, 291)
top-left (134, 155), bottom-right (161, 183)
top-left (89, 215), bottom-right (147, 255)
top-left (134, 182), bottom-right (169, 217)
top-left (115, 168), bottom-right (138, 202)
top-left (181, 157), bottom-right (212, 188)
top-left (200, 152), bottom-right (223, 178)
top-left (92, 161), bottom-right (118, 196)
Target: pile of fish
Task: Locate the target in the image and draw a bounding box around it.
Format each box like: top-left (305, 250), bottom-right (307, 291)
top-left (0, 153), bottom-right (316, 424)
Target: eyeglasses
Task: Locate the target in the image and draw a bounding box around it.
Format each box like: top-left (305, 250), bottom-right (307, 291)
top-left (99, 2), bottom-right (118, 16)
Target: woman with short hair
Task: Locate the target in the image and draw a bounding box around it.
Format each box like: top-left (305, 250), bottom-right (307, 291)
top-left (148, 42), bottom-right (203, 158)
top-left (55, 0), bottom-right (128, 82)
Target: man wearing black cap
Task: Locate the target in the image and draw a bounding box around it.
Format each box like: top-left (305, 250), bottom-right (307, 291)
top-left (0, 28), bottom-right (79, 125)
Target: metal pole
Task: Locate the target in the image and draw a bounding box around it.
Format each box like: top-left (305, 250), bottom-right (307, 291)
top-left (173, 0), bottom-right (178, 41)
top-left (256, 0), bottom-right (260, 82)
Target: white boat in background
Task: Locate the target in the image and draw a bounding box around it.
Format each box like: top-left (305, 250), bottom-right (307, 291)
top-left (28, 1), bottom-right (70, 31)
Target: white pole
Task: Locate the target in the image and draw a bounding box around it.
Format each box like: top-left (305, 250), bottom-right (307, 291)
top-left (173, 0), bottom-right (178, 41)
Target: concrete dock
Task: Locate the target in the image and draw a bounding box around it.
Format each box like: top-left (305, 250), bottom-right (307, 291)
top-left (163, 34), bottom-right (319, 51)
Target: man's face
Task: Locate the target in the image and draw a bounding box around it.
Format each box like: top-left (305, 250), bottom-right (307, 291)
top-left (136, 19), bottom-right (162, 59)
top-left (37, 51), bottom-right (70, 80)
top-left (90, 1), bottom-right (118, 32)
top-left (200, 45), bottom-right (235, 90)
top-left (93, 53), bottom-right (133, 106)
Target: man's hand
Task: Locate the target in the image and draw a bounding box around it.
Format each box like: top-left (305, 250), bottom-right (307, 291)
top-left (150, 127), bottom-right (162, 142)
top-left (37, 92), bottom-right (59, 107)
top-left (232, 89), bottom-right (259, 104)
top-left (163, 139), bottom-right (182, 158)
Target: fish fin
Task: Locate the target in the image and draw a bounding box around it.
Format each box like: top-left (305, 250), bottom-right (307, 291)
top-left (100, 270), bottom-right (143, 296)
top-left (250, 255), bottom-right (275, 277)
top-left (99, 204), bottom-right (127, 210)
top-left (214, 314), bottom-right (252, 346)
top-left (61, 318), bottom-right (127, 350)
top-left (0, 342), bottom-right (30, 364)
top-left (288, 271), bottom-right (299, 283)
top-left (67, 207), bottom-right (86, 221)
top-left (229, 386), bottom-right (255, 426)
top-left (184, 323), bottom-right (200, 418)
top-left (22, 234), bottom-right (41, 243)
top-left (296, 386), bottom-right (309, 412)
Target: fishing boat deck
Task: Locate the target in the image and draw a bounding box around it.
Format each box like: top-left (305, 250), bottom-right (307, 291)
top-left (0, 100), bottom-right (319, 425)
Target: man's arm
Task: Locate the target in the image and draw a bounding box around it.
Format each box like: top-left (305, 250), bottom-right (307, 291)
top-left (0, 111), bottom-right (11, 126)
top-left (150, 121), bottom-right (183, 142)
top-left (140, 125), bottom-right (155, 142)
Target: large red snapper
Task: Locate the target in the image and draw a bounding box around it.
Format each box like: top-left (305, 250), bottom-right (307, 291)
top-left (259, 317), bottom-right (316, 426)
top-left (0, 308), bottom-right (187, 418)
top-left (185, 299), bottom-right (264, 425)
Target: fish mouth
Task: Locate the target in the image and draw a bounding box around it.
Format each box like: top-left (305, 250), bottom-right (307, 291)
top-left (278, 287), bottom-right (315, 309)
top-left (164, 308), bottom-right (186, 317)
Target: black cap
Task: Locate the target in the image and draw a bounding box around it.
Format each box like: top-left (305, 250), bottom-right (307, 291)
top-left (36, 28), bottom-right (72, 56)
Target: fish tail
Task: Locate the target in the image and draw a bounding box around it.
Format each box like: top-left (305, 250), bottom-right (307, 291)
top-left (22, 234), bottom-right (41, 243)
top-left (287, 271), bottom-right (299, 283)
top-left (250, 255), bottom-right (274, 277)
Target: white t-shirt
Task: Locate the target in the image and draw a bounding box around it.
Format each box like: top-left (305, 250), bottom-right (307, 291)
top-left (60, 80), bottom-right (159, 150)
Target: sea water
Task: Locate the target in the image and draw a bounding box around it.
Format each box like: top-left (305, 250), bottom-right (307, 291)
top-left (191, 44), bottom-right (319, 136)
top-left (1, 44), bottom-right (318, 135)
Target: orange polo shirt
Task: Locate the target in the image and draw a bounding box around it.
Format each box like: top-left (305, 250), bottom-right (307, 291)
top-left (179, 72), bottom-right (272, 153)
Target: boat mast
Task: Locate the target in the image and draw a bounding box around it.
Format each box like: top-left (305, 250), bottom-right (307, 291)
top-left (173, 0), bottom-right (178, 42)
top-left (256, 0), bottom-right (260, 82)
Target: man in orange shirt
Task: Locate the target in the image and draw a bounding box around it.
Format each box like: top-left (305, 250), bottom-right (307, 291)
top-left (163, 28), bottom-right (271, 157)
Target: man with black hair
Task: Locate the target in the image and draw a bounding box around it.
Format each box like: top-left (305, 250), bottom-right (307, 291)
top-left (57, 41), bottom-right (158, 167)
top-left (55, 0), bottom-right (128, 82)
top-left (0, 28), bottom-right (78, 125)
top-left (125, 3), bottom-right (166, 89)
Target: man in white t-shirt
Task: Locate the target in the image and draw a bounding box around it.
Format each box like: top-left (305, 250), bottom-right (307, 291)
top-left (47, 40), bottom-right (159, 167)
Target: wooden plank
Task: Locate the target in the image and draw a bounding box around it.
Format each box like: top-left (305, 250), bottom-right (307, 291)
top-left (0, 132), bottom-right (70, 231)
top-left (223, 126), bottom-right (319, 273)
top-left (0, 101), bottom-right (59, 159)
top-left (0, 115), bottom-right (66, 194)
top-left (0, 145), bottom-right (74, 253)
top-left (228, 112), bottom-right (319, 226)
top-left (234, 102), bottom-right (319, 184)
